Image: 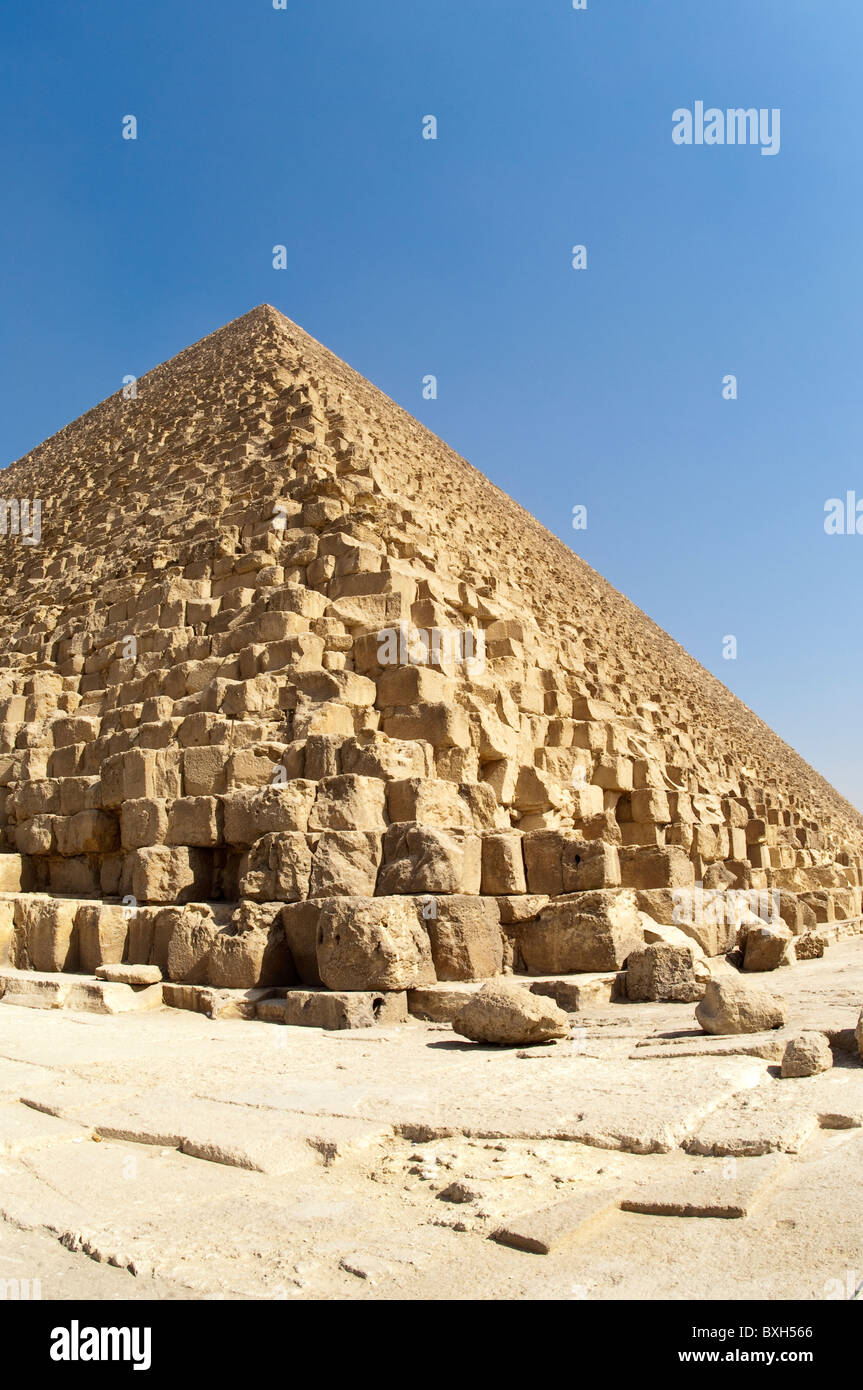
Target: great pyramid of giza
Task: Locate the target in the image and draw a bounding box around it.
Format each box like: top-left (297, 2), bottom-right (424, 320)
top-left (0, 304), bottom-right (860, 1017)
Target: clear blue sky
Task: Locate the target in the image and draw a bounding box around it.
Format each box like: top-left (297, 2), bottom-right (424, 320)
top-left (1, 1), bottom-right (860, 807)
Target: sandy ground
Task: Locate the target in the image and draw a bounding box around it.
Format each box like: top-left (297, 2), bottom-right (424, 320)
top-left (1, 941), bottom-right (862, 1302)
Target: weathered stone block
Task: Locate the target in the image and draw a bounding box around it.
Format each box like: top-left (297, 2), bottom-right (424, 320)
top-left (619, 845), bottom-right (695, 890)
top-left (378, 823), bottom-right (481, 895)
top-left (75, 902), bottom-right (129, 973)
top-left (518, 889), bottom-right (642, 974)
top-left (308, 830), bottom-right (382, 898)
top-left (101, 748), bottom-right (182, 807)
top-left (128, 846), bottom-right (212, 904)
top-left (425, 895), bottom-right (504, 982)
top-left (316, 895), bottom-right (435, 991)
top-left (54, 811), bottom-right (118, 856)
top-left (222, 781), bottom-right (317, 845)
top-left (307, 775), bottom-right (387, 832)
top-left (13, 896), bottom-right (79, 972)
top-left (624, 942), bottom-right (703, 1002)
top-left (166, 796), bottom-right (223, 847)
top-left (481, 833), bottom-right (526, 894)
top-left (238, 832), bottom-right (312, 902)
top-left (386, 778), bottom-right (473, 830)
top-left (207, 902), bottom-right (296, 988)
top-left (120, 798), bottom-right (169, 850)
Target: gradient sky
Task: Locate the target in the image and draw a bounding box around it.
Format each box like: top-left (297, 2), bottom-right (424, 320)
top-left (1, 1), bottom-right (860, 805)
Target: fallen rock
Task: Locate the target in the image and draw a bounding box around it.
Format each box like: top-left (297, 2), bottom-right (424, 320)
top-left (695, 976), bottom-right (787, 1035)
top-left (624, 942), bottom-right (703, 1002)
top-left (794, 932), bottom-right (825, 960)
top-left (639, 915), bottom-right (711, 983)
top-left (437, 1180), bottom-right (481, 1204)
top-left (780, 1032), bottom-right (833, 1079)
top-left (95, 963), bottom-right (162, 986)
top-left (452, 979), bottom-right (569, 1046)
top-left (742, 923), bottom-right (795, 972)
top-left (856, 1008), bottom-right (863, 1061)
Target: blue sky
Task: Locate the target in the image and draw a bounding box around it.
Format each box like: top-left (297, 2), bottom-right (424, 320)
top-left (1, 1), bottom-right (861, 807)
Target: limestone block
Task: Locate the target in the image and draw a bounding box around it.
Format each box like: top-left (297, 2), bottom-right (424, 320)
top-left (692, 824), bottom-right (730, 862)
top-left (76, 902), bottom-right (129, 973)
top-left (302, 735), bottom-right (343, 780)
top-left (183, 745), bottom-right (229, 796)
top-left (477, 710), bottom-right (519, 762)
top-left (316, 895), bottom-right (436, 991)
top-left (482, 758), bottom-right (519, 805)
top-left (425, 895), bottom-right (504, 981)
top-left (562, 839), bottom-right (621, 893)
top-left (120, 798), bottom-right (169, 850)
top-left (695, 976), bottom-right (787, 1035)
top-left (386, 778), bottom-right (473, 830)
top-left (48, 856), bottom-right (101, 897)
top-left (340, 732), bottom-right (433, 781)
top-left (593, 755), bottom-right (634, 792)
top-left (794, 931), bottom-right (825, 960)
top-left (238, 832), bottom-right (312, 902)
top-left (630, 788), bottom-right (671, 823)
top-left (93, 962), bottom-right (161, 985)
top-left (162, 904), bottom-right (221, 983)
top-left (222, 781), bottom-right (317, 845)
top-left (376, 664), bottom-right (454, 707)
top-left (308, 830), bottom-right (382, 898)
top-left (378, 823), bottom-right (482, 895)
top-left (55, 810), bottom-right (118, 856)
top-left (101, 748), bottom-right (182, 808)
top-left (382, 703), bottom-right (470, 749)
top-left (13, 895), bottom-right (79, 972)
top-left (618, 845), bottom-right (695, 890)
top-left (481, 833), bottom-right (526, 894)
top-left (458, 782), bottom-right (505, 830)
top-left (307, 775), bottom-right (387, 832)
top-left (58, 776), bottom-right (102, 815)
top-left (11, 778), bottom-right (62, 818)
top-left (128, 846), bottom-right (212, 904)
top-left (518, 889), bottom-right (643, 974)
top-left (226, 745), bottom-right (290, 789)
top-left (780, 1032), bottom-right (833, 1078)
top-left (452, 979), bottom-right (569, 1046)
top-left (280, 900), bottom-right (325, 986)
top-left (496, 894), bottom-right (549, 923)
top-left (0, 900), bottom-right (14, 963)
top-left (207, 902), bottom-right (296, 989)
top-left (166, 796), bottom-right (223, 847)
top-left (742, 923), bottom-right (795, 972)
top-left (624, 942), bottom-right (703, 1002)
top-left (276, 988), bottom-right (408, 1030)
top-left (15, 816), bottom-right (56, 855)
top-left (522, 830), bottom-right (570, 896)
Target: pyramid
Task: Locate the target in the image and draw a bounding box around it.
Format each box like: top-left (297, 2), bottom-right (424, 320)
top-left (0, 305), bottom-right (860, 1016)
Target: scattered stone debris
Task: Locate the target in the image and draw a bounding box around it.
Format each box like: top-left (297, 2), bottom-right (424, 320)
top-left (780, 1032), bottom-right (833, 1078)
top-left (452, 980), bottom-right (570, 1046)
top-left (624, 942), bottom-right (703, 1002)
top-left (695, 976), bottom-right (787, 1035)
